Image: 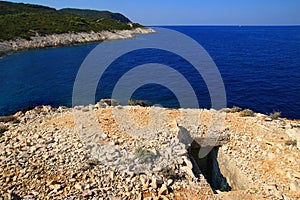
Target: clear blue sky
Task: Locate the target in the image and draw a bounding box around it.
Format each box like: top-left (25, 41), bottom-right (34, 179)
top-left (7, 0), bottom-right (300, 25)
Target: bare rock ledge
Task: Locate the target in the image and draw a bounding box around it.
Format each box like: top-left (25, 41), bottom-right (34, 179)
top-left (0, 103), bottom-right (299, 199)
top-left (0, 27), bottom-right (155, 56)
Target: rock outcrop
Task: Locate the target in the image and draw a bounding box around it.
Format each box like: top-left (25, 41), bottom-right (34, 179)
top-left (0, 27), bottom-right (155, 56)
top-left (0, 103), bottom-right (299, 199)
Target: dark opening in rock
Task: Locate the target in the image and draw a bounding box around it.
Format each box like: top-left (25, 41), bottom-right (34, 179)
top-left (188, 141), bottom-right (231, 193)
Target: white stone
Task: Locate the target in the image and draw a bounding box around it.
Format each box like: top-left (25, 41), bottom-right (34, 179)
top-left (158, 184), bottom-right (168, 196)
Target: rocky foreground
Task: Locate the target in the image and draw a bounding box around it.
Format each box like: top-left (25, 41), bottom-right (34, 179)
top-left (0, 102), bottom-right (299, 200)
top-left (0, 27), bottom-right (155, 56)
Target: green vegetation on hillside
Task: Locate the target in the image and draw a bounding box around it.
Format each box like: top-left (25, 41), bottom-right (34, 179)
top-left (0, 1), bottom-right (143, 41)
top-left (59, 8), bottom-right (131, 23)
top-left (0, 0), bottom-right (55, 15)
top-left (0, 13), bottom-right (133, 41)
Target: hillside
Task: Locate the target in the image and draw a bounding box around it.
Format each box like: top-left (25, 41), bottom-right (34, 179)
top-left (59, 8), bottom-right (131, 23)
top-left (0, 1), bottom-right (141, 41)
top-left (0, 1), bottom-right (130, 22)
top-left (0, 0), bottom-right (55, 15)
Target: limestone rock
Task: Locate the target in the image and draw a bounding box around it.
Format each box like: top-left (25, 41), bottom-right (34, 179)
top-left (0, 28), bottom-right (155, 56)
top-left (158, 184), bottom-right (169, 196)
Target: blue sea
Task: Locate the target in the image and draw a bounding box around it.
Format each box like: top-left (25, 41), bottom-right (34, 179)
top-left (0, 26), bottom-right (299, 119)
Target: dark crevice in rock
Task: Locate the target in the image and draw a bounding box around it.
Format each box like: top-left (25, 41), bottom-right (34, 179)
top-left (188, 141), bottom-right (231, 193)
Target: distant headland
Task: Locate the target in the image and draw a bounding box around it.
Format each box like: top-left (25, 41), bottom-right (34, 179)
top-left (0, 1), bottom-right (155, 56)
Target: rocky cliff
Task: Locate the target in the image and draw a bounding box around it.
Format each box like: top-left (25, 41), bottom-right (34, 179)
top-left (0, 102), bottom-right (299, 199)
top-left (0, 27), bottom-right (155, 56)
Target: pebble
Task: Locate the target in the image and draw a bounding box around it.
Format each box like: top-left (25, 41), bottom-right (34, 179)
top-left (289, 181), bottom-right (298, 192)
top-left (151, 177), bottom-right (158, 189)
top-left (265, 117), bottom-right (273, 122)
top-left (109, 171), bottom-right (115, 179)
top-left (167, 179), bottom-right (173, 186)
top-left (158, 184), bottom-right (168, 195)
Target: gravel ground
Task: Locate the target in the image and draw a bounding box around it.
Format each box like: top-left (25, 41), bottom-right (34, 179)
top-left (0, 103), bottom-right (299, 199)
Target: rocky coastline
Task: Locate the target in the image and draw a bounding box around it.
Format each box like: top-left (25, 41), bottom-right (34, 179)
top-left (0, 101), bottom-right (299, 199)
top-left (0, 27), bottom-right (155, 56)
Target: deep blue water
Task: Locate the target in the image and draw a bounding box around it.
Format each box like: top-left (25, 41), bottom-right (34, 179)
top-left (0, 26), bottom-right (299, 119)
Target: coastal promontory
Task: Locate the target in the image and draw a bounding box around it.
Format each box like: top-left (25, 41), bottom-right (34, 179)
top-left (0, 102), bottom-right (299, 199)
top-left (0, 1), bottom-right (155, 55)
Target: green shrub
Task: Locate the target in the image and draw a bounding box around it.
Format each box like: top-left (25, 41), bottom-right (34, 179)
top-left (132, 23), bottom-right (144, 28)
top-left (285, 140), bottom-right (297, 146)
top-left (12, 119), bottom-right (21, 124)
top-left (128, 99), bottom-right (151, 107)
top-left (240, 109), bottom-right (255, 117)
top-left (221, 106), bottom-right (242, 113)
top-left (86, 159), bottom-right (100, 166)
top-left (0, 115), bottom-right (16, 122)
top-left (229, 106), bottom-right (242, 113)
top-left (161, 167), bottom-right (178, 180)
top-left (134, 147), bottom-right (155, 163)
top-left (291, 124), bottom-right (300, 129)
top-left (0, 126), bottom-right (8, 136)
top-left (269, 111), bottom-right (281, 120)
